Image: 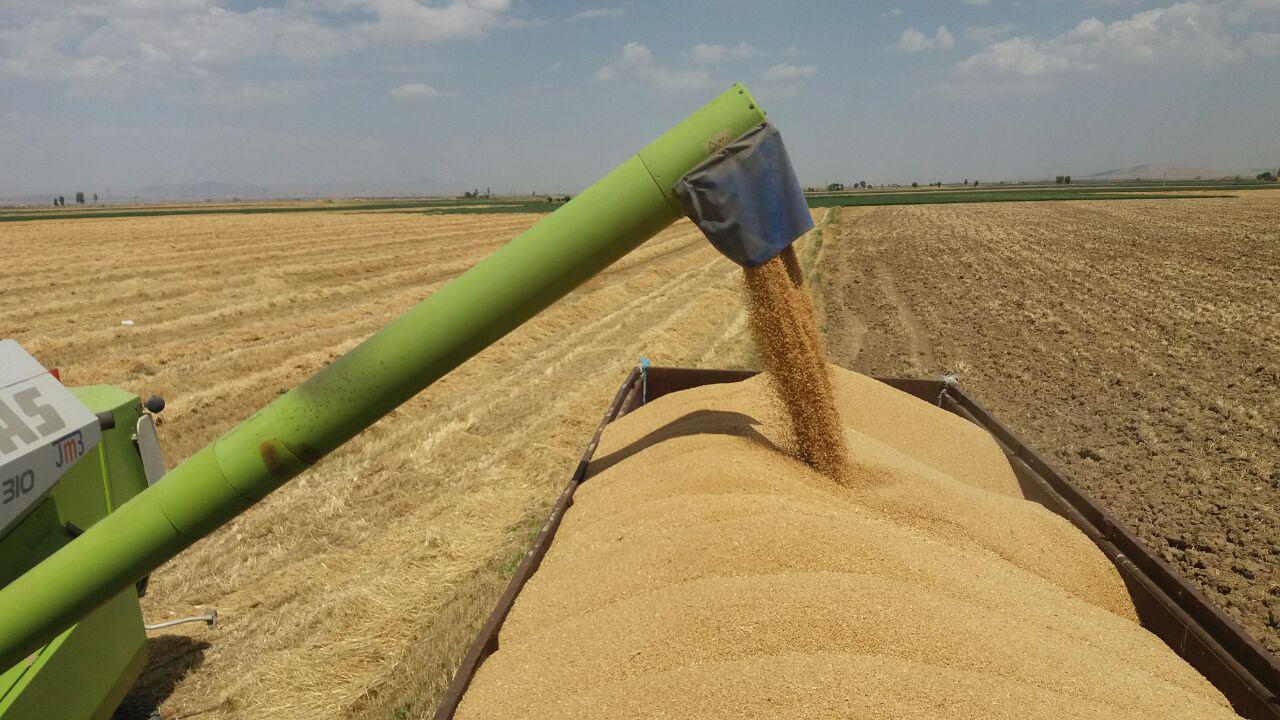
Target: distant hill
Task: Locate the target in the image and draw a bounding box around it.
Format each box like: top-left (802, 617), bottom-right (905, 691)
top-left (137, 181), bottom-right (271, 199)
top-left (134, 179), bottom-right (465, 200)
top-left (1080, 163), bottom-right (1232, 181)
top-left (0, 177), bottom-right (565, 207)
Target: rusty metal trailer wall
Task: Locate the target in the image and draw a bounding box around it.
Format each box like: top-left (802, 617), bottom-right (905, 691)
top-left (434, 366), bottom-right (1280, 720)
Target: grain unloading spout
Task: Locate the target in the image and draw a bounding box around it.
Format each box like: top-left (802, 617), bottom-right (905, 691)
top-left (673, 122), bottom-right (814, 267)
top-left (0, 84), bottom-right (768, 671)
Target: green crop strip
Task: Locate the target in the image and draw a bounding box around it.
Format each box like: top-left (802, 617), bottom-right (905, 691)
top-left (2, 183), bottom-right (1266, 222)
top-left (418, 202), bottom-right (563, 215)
top-left (0, 198), bottom-right (554, 223)
top-left (805, 191), bottom-right (1236, 208)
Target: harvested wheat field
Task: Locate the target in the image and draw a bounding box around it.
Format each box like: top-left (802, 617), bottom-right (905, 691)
top-left (818, 191), bottom-right (1280, 653)
top-left (458, 367), bottom-right (1240, 719)
top-left (3, 191), bottom-right (1275, 718)
top-left (2, 207), bottom-right (828, 719)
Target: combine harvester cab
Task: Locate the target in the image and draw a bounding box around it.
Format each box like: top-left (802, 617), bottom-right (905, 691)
top-left (0, 341), bottom-right (165, 719)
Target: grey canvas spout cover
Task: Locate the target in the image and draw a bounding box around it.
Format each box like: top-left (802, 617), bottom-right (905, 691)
top-left (673, 122), bottom-right (813, 268)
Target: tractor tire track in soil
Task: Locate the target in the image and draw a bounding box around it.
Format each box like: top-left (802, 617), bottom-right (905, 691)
top-left (819, 192), bottom-right (1280, 655)
top-left (871, 259), bottom-right (937, 375)
top-left (820, 207), bottom-right (936, 376)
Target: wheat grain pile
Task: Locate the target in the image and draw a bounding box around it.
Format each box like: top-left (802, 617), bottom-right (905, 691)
top-left (456, 367), bottom-right (1240, 719)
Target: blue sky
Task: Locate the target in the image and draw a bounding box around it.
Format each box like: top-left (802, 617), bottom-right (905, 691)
top-left (2, 0), bottom-right (1278, 196)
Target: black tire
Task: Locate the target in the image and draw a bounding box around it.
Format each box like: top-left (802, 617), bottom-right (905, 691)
top-left (113, 695), bottom-right (162, 720)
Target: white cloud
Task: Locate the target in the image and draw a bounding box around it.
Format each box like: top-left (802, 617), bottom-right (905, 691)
top-left (342, 0), bottom-right (515, 44)
top-left (64, 55), bottom-right (127, 81)
top-left (956, 37), bottom-right (1071, 77)
top-left (963, 0), bottom-right (992, 6)
top-left (0, 0), bottom-right (518, 85)
top-left (890, 26), bottom-right (956, 51)
top-left (62, 0), bottom-right (211, 19)
top-left (965, 22), bottom-right (1017, 43)
top-left (391, 82), bottom-right (448, 100)
top-left (689, 41), bottom-right (760, 63)
top-left (760, 62), bottom-right (817, 80)
top-left (1225, 0), bottom-right (1280, 24)
top-left (879, 8), bottom-right (904, 17)
top-left (957, 2), bottom-right (1252, 81)
top-left (171, 81), bottom-right (303, 105)
top-left (1248, 31), bottom-right (1280, 54)
top-left (943, 1), bottom-right (1280, 92)
top-left (77, 6), bottom-right (320, 66)
top-left (569, 7), bottom-right (624, 21)
top-left (595, 41), bottom-right (652, 80)
top-left (595, 42), bottom-right (712, 91)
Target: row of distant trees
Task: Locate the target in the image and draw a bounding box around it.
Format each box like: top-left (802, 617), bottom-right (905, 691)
top-left (821, 179), bottom-right (982, 191)
top-left (820, 172), bottom-right (1279, 189)
top-left (458, 187), bottom-right (573, 204)
top-left (51, 192), bottom-right (96, 207)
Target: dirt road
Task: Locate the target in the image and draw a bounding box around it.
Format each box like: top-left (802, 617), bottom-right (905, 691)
top-left (817, 194), bottom-right (1280, 653)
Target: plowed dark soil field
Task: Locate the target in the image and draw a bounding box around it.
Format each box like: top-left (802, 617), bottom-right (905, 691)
top-left (817, 192), bottom-right (1280, 653)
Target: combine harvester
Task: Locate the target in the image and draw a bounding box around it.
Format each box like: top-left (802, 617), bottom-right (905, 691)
top-left (1, 84), bottom-right (1277, 719)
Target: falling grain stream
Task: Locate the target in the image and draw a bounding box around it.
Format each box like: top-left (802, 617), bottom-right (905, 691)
top-left (743, 245), bottom-right (849, 481)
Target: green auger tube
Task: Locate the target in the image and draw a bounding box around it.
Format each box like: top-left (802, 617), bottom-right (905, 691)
top-left (0, 84), bottom-right (767, 671)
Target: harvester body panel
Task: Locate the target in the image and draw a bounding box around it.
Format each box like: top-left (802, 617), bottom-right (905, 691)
top-left (0, 385), bottom-right (150, 719)
top-left (0, 588), bottom-right (145, 720)
top-left (58, 386), bottom-right (150, 530)
top-left (0, 341), bottom-right (103, 539)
